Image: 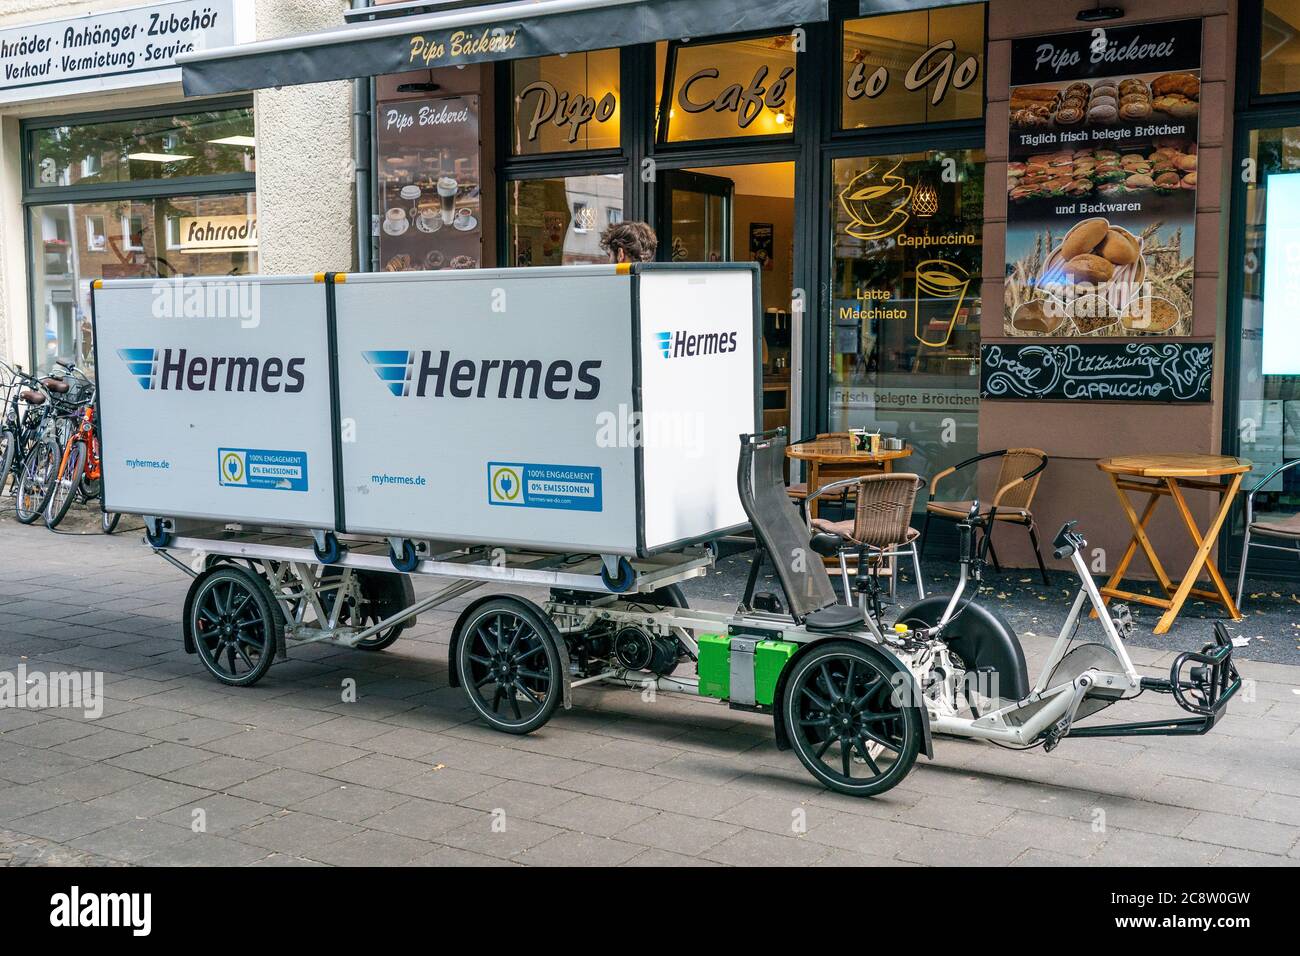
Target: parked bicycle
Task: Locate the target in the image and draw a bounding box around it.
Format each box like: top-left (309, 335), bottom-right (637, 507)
top-left (1, 361), bottom-right (61, 520)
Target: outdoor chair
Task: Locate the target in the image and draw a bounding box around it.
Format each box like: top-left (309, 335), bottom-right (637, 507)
top-left (805, 472), bottom-right (926, 606)
top-left (1235, 458), bottom-right (1300, 608)
top-left (921, 448), bottom-right (1051, 585)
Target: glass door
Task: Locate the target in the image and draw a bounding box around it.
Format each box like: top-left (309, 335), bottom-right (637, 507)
top-left (658, 162), bottom-right (796, 432)
top-left (1229, 121), bottom-right (1300, 578)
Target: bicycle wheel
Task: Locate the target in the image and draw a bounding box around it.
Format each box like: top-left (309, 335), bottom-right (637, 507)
top-left (0, 426), bottom-right (15, 497)
top-left (15, 438), bottom-right (58, 524)
top-left (46, 440), bottom-right (86, 529)
top-left (102, 510), bottom-right (121, 534)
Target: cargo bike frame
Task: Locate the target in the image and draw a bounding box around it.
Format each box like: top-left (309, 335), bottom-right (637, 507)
top-left (142, 428), bottom-right (1239, 797)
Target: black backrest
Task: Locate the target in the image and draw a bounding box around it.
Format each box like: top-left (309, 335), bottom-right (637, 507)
top-left (737, 430), bottom-right (841, 622)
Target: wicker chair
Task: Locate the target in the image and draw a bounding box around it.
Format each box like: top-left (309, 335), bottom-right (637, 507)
top-left (805, 473), bottom-right (925, 605)
top-left (1235, 459), bottom-right (1300, 608)
top-left (921, 448), bottom-right (1050, 585)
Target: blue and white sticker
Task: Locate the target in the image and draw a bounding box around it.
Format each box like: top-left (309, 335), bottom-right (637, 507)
top-left (487, 462), bottom-right (602, 512)
top-left (219, 448), bottom-right (309, 492)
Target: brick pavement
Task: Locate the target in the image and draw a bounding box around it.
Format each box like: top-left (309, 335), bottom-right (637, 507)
top-left (1, 516), bottom-right (1297, 866)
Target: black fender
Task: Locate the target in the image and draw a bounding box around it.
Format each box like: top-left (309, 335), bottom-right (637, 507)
top-left (771, 634), bottom-right (933, 760)
top-left (448, 594), bottom-right (572, 709)
top-left (896, 596), bottom-right (1030, 700)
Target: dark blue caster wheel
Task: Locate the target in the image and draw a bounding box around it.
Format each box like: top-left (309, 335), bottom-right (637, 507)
top-left (389, 539), bottom-right (421, 573)
top-left (145, 523), bottom-right (171, 549)
top-left (600, 556), bottom-right (636, 593)
top-left (313, 532), bottom-right (345, 565)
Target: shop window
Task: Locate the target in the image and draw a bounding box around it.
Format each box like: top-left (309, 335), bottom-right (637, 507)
top-left (660, 35), bottom-right (797, 142)
top-left (1261, 1), bottom-right (1300, 95)
top-left (28, 193), bottom-right (257, 370)
top-left (828, 148), bottom-right (984, 501)
top-left (28, 107), bottom-right (255, 189)
top-left (1232, 126), bottom-right (1300, 552)
top-left (841, 3), bottom-right (984, 129)
top-left (511, 49), bottom-right (620, 154)
top-left (505, 174), bottom-right (624, 266)
top-left (375, 94), bottom-right (484, 273)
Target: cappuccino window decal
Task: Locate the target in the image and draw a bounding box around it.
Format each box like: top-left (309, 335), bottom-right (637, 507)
top-left (660, 34), bottom-right (797, 142)
top-left (511, 49), bottom-right (620, 155)
top-left (1002, 18), bottom-right (1201, 339)
top-left (829, 147), bottom-right (984, 509)
top-left (841, 3), bottom-right (985, 130)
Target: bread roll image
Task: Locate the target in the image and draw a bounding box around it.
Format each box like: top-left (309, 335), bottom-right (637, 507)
top-left (1099, 227), bottom-right (1140, 264)
top-left (1088, 104), bottom-right (1118, 123)
top-left (1151, 72), bottom-right (1199, 99)
top-left (1181, 171), bottom-right (1197, 188)
top-left (1013, 85), bottom-right (1061, 103)
top-left (1064, 253), bottom-right (1115, 284)
top-left (1120, 100), bottom-right (1152, 120)
top-left (1060, 218), bottom-right (1110, 260)
top-left (1174, 153), bottom-right (1197, 171)
top-left (1124, 173), bottom-right (1155, 190)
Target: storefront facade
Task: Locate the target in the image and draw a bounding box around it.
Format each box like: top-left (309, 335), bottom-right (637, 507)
top-left (9, 0), bottom-right (1295, 579)
top-left (0, 0), bottom-right (351, 373)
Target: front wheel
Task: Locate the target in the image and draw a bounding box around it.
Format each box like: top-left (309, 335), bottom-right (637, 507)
top-left (455, 597), bottom-right (563, 734)
top-left (15, 438), bottom-right (58, 524)
top-left (782, 641), bottom-right (921, 797)
top-left (0, 426), bottom-right (16, 496)
top-left (101, 510), bottom-right (121, 534)
top-left (45, 440), bottom-right (86, 529)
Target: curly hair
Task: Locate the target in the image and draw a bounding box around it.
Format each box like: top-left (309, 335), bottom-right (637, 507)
top-left (599, 221), bottom-right (658, 262)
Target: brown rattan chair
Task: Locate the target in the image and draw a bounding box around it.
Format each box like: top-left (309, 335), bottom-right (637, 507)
top-left (921, 448), bottom-right (1051, 585)
top-left (805, 472), bottom-right (925, 605)
top-left (1235, 459), bottom-right (1300, 608)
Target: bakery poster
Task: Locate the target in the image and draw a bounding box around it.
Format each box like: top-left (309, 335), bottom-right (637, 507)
top-left (1004, 19), bottom-right (1200, 338)
top-left (376, 95), bottom-right (483, 273)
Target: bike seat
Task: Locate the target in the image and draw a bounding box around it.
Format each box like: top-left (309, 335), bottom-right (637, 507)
top-left (20, 388), bottom-right (45, 405)
top-left (809, 532), bottom-right (844, 558)
top-left (804, 603), bottom-right (866, 632)
top-left (42, 378), bottom-right (69, 394)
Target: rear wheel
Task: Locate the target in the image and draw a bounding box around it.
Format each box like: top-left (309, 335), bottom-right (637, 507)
top-left (455, 597), bottom-right (563, 734)
top-left (45, 441), bottom-right (86, 529)
top-left (189, 565), bottom-right (283, 687)
top-left (15, 438), bottom-right (58, 524)
top-left (101, 510), bottom-right (121, 534)
top-left (782, 641), bottom-right (921, 797)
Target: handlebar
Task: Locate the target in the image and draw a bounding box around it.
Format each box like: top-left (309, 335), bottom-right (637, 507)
top-left (1053, 520), bottom-right (1086, 559)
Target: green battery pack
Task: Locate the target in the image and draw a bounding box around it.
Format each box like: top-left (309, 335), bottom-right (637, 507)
top-left (696, 633), bottom-right (730, 699)
top-left (695, 633), bottom-right (797, 707)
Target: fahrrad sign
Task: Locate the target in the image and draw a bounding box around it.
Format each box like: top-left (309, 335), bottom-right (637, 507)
top-left (0, 0), bottom-right (251, 104)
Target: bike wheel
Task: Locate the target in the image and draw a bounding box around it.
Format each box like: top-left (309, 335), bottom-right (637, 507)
top-left (45, 441), bottom-right (86, 529)
top-left (189, 565), bottom-right (283, 687)
top-left (15, 439), bottom-right (58, 524)
top-left (0, 427), bottom-right (15, 497)
top-left (102, 510), bottom-right (121, 534)
top-left (455, 597), bottom-right (563, 734)
top-left (782, 641), bottom-right (921, 797)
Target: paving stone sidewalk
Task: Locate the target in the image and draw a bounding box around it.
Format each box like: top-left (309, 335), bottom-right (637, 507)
top-left (1, 514), bottom-right (1297, 867)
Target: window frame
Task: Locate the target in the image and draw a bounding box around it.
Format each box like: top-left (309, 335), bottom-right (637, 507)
top-left (21, 97), bottom-right (257, 372)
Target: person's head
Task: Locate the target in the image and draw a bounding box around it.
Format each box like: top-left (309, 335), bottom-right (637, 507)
top-left (600, 221), bottom-right (657, 263)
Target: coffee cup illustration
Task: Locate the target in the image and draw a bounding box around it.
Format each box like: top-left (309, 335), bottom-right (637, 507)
top-left (914, 258), bottom-right (971, 348)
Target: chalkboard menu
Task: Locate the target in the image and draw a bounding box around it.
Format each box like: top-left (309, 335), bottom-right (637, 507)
top-left (980, 342), bottom-right (1212, 402)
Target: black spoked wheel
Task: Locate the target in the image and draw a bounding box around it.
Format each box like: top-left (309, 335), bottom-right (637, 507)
top-left (456, 597), bottom-right (562, 734)
top-left (189, 566), bottom-right (283, 687)
top-left (782, 641), bottom-right (921, 797)
top-left (15, 438), bottom-right (58, 524)
top-left (45, 440), bottom-right (86, 529)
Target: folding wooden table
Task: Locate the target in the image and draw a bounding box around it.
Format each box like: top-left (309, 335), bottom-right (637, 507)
top-left (1095, 454), bottom-right (1252, 635)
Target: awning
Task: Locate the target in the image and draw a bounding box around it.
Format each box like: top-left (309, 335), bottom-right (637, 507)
top-left (177, 0), bottom-right (830, 96)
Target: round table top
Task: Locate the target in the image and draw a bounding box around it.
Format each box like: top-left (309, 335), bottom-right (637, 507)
top-left (1097, 453), bottom-right (1253, 478)
top-left (786, 435), bottom-right (913, 465)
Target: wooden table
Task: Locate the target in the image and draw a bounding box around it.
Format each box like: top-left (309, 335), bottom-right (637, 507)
top-left (786, 435), bottom-right (912, 520)
top-left (1095, 453), bottom-right (1252, 635)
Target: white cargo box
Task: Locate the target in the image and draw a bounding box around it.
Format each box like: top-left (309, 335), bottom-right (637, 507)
top-left (93, 275), bottom-right (337, 529)
top-left (94, 264), bottom-right (760, 556)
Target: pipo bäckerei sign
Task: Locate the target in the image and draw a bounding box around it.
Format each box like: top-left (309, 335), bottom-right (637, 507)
top-left (0, 0), bottom-right (245, 103)
top-left (980, 342), bottom-right (1212, 402)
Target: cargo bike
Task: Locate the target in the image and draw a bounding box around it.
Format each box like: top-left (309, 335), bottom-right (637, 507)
top-left (91, 266), bottom-right (1240, 797)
